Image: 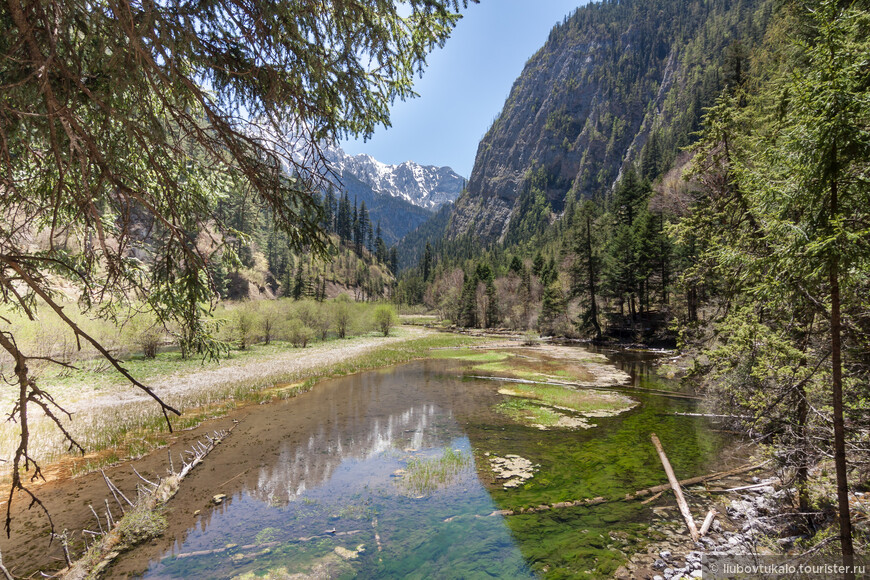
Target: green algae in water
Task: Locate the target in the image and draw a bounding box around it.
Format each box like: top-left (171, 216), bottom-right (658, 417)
top-left (464, 362), bottom-right (729, 578)
top-left (137, 353), bottom-right (728, 580)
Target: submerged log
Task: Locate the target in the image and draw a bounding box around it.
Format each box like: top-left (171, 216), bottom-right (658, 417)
top-left (62, 424), bottom-right (237, 579)
top-left (651, 433), bottom-right (699, 542)
top-left (496, 462), bottom-right (764, 516)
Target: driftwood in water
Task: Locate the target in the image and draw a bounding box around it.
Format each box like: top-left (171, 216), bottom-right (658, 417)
top-left (699, 509), bottom-right (717, 537)
top-left (671, 412), bottom-right (752, 419)
top-left (62, 425), bottom-right (236, 579)
top-left (651, 433), bottom-right (699, 542)
top-left (706, 480), bottom-right (780, 493)
top-left (498, 462), bottom-right (766, 516)
top-left (175, 529), bottom-right (364, 559)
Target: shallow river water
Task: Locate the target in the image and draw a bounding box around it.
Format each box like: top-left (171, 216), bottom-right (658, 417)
top-left (105, 346), bottom-right (731, 579)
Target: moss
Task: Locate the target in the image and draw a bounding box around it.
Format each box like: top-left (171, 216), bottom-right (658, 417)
top-left (496, 399), bottom-right (564, 427)
top-left (115, 505), bottom-right (168, 547)
top-left (500, 384), bottom-right (636, 415)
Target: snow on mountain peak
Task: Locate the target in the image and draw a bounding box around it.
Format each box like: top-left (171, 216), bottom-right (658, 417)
top-left (323, 146), bottom-right (465, 210)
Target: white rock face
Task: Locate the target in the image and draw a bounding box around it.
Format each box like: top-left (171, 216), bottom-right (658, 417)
top-left (323, 145), bottom-right (465, 209)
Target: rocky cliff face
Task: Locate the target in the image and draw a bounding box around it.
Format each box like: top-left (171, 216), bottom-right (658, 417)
top-left (449, 0), bottom-right (761, 242)
top-left (324, 146), bottom-right (465, 210)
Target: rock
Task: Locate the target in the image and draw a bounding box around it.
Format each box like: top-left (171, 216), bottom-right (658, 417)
top-left (654, 559), bottom-right (666, 569)
top-left (212, 494), bottom-right (227, 505)
top-left (654, 576), bottom-right (664, 580)
top-left (334, 546), bottom-right (360, 561)
top-left (663, 567), bottom-right (674, 578)
top-left (659, 550), bottom-right (672, 561)
top-left (691, 571), bottom-right (703, 578)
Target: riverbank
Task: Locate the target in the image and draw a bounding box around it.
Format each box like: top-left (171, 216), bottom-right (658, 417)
top-left (0, 327), bottom-right (484, 483)
top-left (3, 337), bottom-right (768, 578)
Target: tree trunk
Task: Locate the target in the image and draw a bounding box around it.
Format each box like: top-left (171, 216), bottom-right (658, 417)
top-left (830, 171), bottom-right (854, 575)
top-left (585, 214), bottom-right (602, 340)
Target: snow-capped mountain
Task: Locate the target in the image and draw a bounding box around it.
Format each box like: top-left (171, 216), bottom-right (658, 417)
top-left (324, 146), bottom-right (465, 210)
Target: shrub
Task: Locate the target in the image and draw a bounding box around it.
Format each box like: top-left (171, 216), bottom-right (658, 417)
top-left (285, 319), bottom-right (312, 348)
top-left (333, 298), bottom-right (352, 339)
top-left (233, 303), bottom-right (258, 349)
top-left (313, 304), bottom-right (332, 341)
top-left (374, 304), bottom-right (397, 337)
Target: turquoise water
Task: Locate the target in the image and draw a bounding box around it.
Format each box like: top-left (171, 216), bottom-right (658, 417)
top-left (138, 349), bottom-right (726, 579)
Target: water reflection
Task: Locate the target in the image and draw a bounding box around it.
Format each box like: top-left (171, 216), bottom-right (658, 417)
top-left (133, 350), bottom-right (725, 580)
top-left (143, 361), bottom-right (534, 579)
top-left (252, 401), bottom-right (448, 505)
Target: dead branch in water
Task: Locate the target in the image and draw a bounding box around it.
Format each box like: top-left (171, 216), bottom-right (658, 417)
top-left (60, 424), bottom-right (236, 579)
top-left (700, 509), bottom-right (717, 537)
top-left (651, 433), bottom-right (699, 542)
top-left (498, 462), bottom-right (766, 516)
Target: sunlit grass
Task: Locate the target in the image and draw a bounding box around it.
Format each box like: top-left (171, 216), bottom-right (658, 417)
top-left (502, 383), bottom-right (634, 414)
top-left (397, 448), bottom-right (471, 496)
top-left (429, 349), bottom-right (510, 363)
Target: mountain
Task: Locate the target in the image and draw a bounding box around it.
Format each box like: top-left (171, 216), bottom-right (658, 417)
top-left (393, 202), bottom-right (455, 271)
top-left (324, 146), bottom-right (465, 210)
top-left (332, 169), bottom-right (434, 247)
top-left (448, 0), bottom-right (769, 243)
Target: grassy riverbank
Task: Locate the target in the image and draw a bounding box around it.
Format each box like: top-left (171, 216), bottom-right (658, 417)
top-left (1, 328), bottom-right (483, 481)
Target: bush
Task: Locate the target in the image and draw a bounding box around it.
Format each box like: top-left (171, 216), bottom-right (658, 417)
top-left (373, 304), bottom-right (397, 337)
top-left (233, 303), bottom-right (258, 349)
top-left (138, 327), bottom-right (164, 359)
top-left (332, 298), bottom-right (353, 339)
top-left (313, 304), bottom-right (332, 341)
top-left (285, 319), bottom-right (312, 348)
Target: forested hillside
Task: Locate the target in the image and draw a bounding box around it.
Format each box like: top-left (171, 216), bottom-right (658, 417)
top-left (211, 181), bottom-right (396, 302)
top-left (402, 0), bottom-right (775, 340)
top-left (401, 0), bottom-right (870, 563)
top-left (448, 0), bottom-right (770, 243)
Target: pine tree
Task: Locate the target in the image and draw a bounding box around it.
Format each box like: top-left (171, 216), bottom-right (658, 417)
top-left (323, 185), bottom-right (337, 233)
top-left (572, 201), bottom-right (602, 339)
top-left (421, 242), bottom-right (433, 281)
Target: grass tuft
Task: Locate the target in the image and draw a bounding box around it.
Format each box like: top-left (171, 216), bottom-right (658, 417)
top-left (397, 447), bottom-right (471, 496)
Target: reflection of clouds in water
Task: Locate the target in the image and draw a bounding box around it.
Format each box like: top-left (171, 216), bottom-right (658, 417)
top-left (252, 402), bottom-right (450, 505)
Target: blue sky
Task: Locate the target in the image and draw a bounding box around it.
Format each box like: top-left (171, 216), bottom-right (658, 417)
top-left (340, 1), bottom-right (589, 178)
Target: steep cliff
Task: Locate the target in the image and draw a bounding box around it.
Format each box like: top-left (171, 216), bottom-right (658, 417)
top-left (449, 0), bottom-right (769, 243)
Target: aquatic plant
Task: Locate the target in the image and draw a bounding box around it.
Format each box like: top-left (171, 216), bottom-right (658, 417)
top-left (397, 448), bottom-right (471, 496)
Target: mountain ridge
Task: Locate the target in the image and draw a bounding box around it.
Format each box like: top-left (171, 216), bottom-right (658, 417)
top-left (324, 145), bottom-right (465, 210)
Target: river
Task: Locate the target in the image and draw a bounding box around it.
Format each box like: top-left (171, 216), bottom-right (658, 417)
top-left (7, 344), bottom-right (734, 578)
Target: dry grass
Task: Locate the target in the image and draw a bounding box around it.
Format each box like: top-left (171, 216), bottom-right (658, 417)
top-left (0, 328), bottom-right (480, 480)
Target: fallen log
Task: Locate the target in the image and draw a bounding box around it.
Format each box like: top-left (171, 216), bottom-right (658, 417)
top-left (699, 509), bottom-right (717, 537)
top-left (651, 433), bottom-right (699, 542)
top-left (500, 462), bottom-right (766, 516)
top-left (175, 529), bottom-right (364, 559)
top-left (671, 412), bottom-right (753, 419)
top-left (62, 424), bottom-right (237, 579)
top-left (706, 480), bottom-right (780, 493)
